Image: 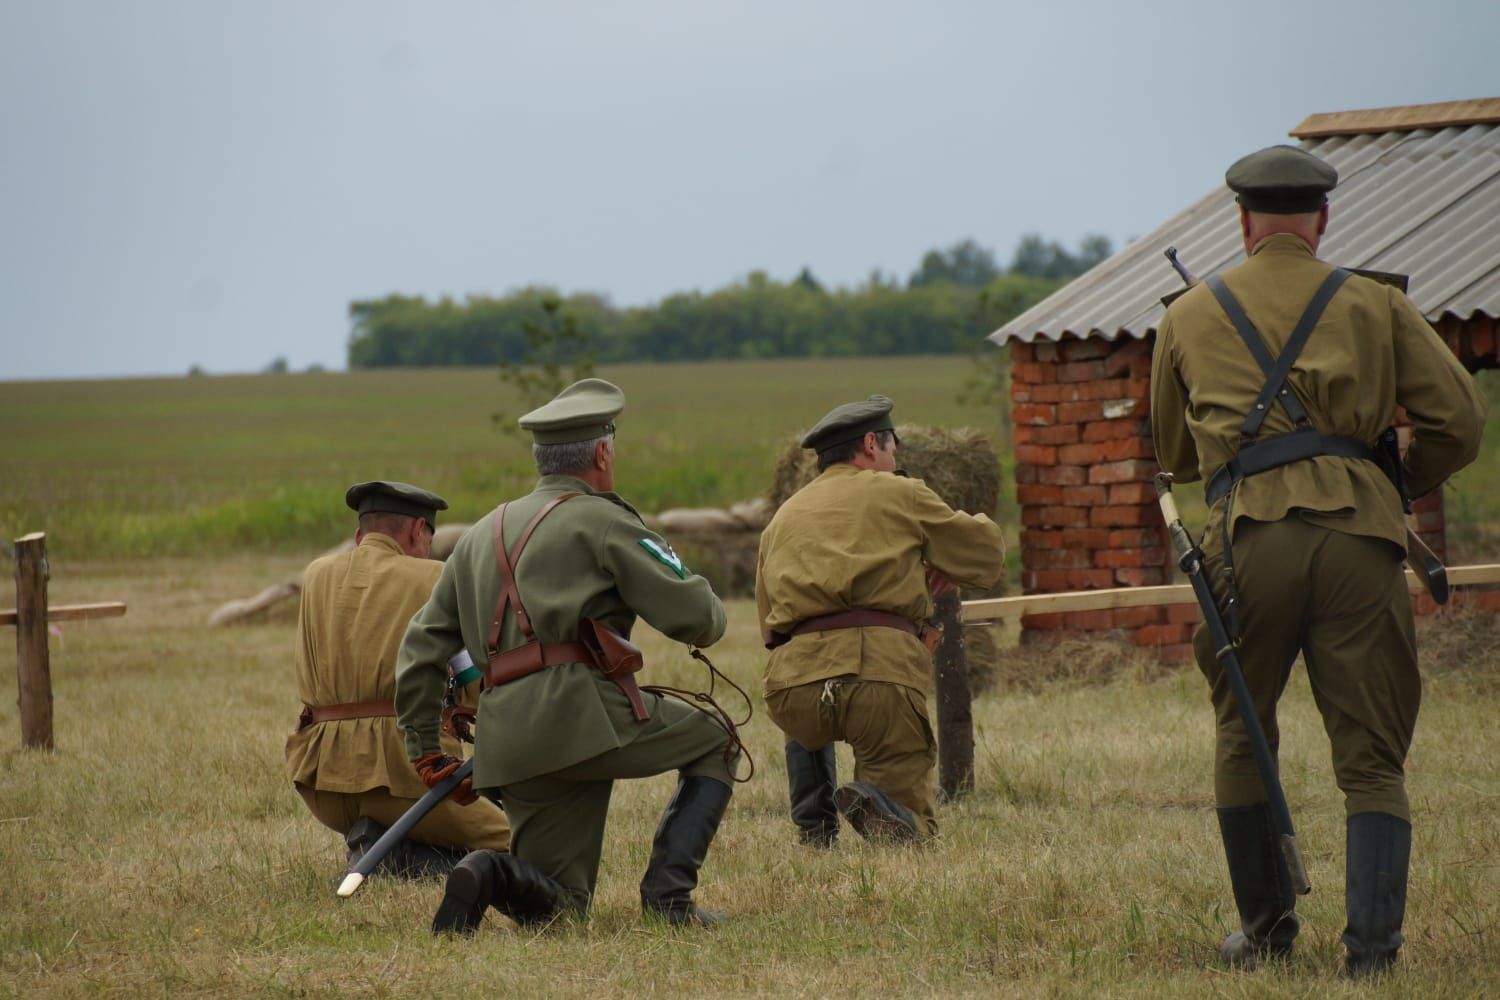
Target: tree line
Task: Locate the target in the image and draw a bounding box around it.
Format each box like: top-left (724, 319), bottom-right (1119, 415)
top-left (346, 234), bottom-right (1112, 368)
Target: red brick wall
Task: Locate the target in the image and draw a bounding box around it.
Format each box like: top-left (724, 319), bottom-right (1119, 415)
top-left (1009, 316), bottom-right (1498, 656)
top-left (1009, 335), bottom-right (1192, 662)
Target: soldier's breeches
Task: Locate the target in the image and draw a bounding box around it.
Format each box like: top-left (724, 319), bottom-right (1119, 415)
top-left (495, 694), bottom-right (735, 909)
top-left (294, 783), bottom-right (512, 851)
top-left (1194, 518), bottom-right (1419, 821)
top-left (766, 678), bottom-right (937, 837)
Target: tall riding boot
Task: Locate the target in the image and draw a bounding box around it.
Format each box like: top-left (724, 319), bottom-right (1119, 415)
top-left (431, 850), bottom-right (569, 935)
top-left (1216, 804), bottom-right (1300, 968)
top-left (1342, 812), bottom-right (1411, 979)
top-left (640, 776), bottom-right (733, 926)
top-left (785, 741), bottom-right (839, 847)
top-left (833, 782), bottom-right (919, 843)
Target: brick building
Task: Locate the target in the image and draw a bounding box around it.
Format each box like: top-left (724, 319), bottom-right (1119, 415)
top-left (988, 98), bottom-right (1500, 661)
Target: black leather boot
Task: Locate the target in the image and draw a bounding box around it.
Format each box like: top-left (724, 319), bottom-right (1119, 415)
top-left (786, 741), bottom-right (839, 847)
top-left (345, 817), bottom-right (465, 880)
top-left (640, 776), bottom-right (733, 926)
top-left (431, 850), bottom-right (568, 935)
top-left (833, 782), bottom-right (919, 843)
top-left (1216, 804), bottom-right (1300, 968)
top-left (1342, 812), bottom-right (1411, 979)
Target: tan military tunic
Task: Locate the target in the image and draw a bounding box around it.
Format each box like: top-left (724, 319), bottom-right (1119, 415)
top-left (286, 533), bottom-right (450, 798)
top-left (1152, 234), bottom-right (1484, 548)
top-left (757, 463), bottom-right (1006, 696)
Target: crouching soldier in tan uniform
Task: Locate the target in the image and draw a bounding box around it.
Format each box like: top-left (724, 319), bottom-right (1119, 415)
top-left (757, 395), bottom-right (1005, 844)
top-left (1152, 145), bottom-right (1486, 976)
top-left (286, 481), bottom-right (511, 879)
top-left (396, 379), bottom-right (738, 934)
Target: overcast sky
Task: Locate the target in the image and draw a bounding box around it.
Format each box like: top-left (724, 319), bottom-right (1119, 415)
top-left (2, 0), bottom-right (1495, 380)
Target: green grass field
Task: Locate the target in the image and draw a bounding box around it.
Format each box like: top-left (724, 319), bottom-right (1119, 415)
top-left (0, 358), bottom-right (1008, 560)
top-left (0, 557), bottom-right (1496, 996)
top-left (2, 358), bottom-right (1498, 995)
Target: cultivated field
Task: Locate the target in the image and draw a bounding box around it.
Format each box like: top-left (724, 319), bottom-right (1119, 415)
top-left (2, 358), bottom-right (1499, 997)
top-left (0, 358), bottom-right (1011, 560)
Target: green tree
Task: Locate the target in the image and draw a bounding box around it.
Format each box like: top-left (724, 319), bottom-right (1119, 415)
top-left (909, 238), bottom-right (1002, 288)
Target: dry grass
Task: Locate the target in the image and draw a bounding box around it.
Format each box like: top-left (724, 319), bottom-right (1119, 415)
top-left (2, 556), bottom-right (1497, 997)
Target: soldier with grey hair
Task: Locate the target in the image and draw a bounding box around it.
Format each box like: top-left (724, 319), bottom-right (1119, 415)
top-left (397, 378), bottom-right (737, 934)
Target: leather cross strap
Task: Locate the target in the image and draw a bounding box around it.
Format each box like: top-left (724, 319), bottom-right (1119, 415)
top-left (486, 492), bottom-right (581, 655)
top-left (763, 608), bottom-right (919, 650)
top-left (297, 700), bottom-right (395, 730)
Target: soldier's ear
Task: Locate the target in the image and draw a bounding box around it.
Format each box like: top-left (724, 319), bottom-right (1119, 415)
top-left (1316, 204), bottom-right (1329, 237)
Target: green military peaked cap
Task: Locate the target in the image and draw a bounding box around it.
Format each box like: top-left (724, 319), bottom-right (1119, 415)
top-left (345, 480), bottom-right (448, 527)
top-left (801, 394), bottom-right (896, 452)
top-left (518, 378), bottom-right (626, 445)
top-left (1226, 144), bottom-right (1338, 214)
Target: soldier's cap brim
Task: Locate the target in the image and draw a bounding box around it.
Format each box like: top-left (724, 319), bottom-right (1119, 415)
top-left (518, 378), bottom-right (625, 445)
top-left (801, 395), bottom-right (897, 452)
top-left (1226, 144), bottom-right (1337, 215)
top-left (345, 480), bottom-right (448, 525)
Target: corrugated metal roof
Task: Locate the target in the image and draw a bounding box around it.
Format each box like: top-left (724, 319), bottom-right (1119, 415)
top-left (990, 118), bottom-right (1500, 346)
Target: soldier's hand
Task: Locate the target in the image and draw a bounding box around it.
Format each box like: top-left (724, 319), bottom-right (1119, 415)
top-left (925, 565), bottom-right (956, 599)
top-left (413, 752), bottom-right (478, 806)
top-left (442, 705), bottom-right (477, 744)
top-left (920, 624), bottom-right (943, 654)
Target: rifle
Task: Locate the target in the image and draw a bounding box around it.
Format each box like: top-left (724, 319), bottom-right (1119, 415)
top-left (1159, 247), bottom-right (1449, 603)
top-left (1156, 473), bottom-right (1311, 895)
top-left (335, 757), bottom-right (474, 898)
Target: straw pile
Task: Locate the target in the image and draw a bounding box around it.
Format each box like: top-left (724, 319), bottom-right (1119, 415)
top-left (769, 424), bottom-right (1000, 517)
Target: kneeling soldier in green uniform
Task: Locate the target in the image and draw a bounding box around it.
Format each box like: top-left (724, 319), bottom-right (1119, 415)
top-left (1151, 145), bottom-right (1486, 976)
top-left (286, 481), bottom-right (510, 878)
top-left (396, 379), bottom-right (737, 933)
top-left (757, 395), bottom-right (1006, 844)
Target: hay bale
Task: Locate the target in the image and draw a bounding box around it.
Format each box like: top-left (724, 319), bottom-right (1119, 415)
top-left (769, 424), bottom-right (1000, 517)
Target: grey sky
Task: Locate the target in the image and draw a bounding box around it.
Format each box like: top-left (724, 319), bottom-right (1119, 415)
top-left (2, 0), bottom-right (1495, 379)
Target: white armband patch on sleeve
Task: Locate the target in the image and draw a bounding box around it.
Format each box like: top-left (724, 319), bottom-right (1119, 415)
top-left (639, 537), bottom-right (687, 578)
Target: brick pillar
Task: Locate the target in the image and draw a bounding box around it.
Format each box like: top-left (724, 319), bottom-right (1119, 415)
top-left (1010, 335), bottom-right (1190, 662)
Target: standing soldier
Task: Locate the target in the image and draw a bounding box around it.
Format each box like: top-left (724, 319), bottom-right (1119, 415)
top-left (1151, 145), bottom-right (1486, 976)
top-left (396, 378), bottom-right (737, 934)
top-left (757, 395), bottom-right (1006, 844)
top-left (286, 481), bottom-right (510, 878)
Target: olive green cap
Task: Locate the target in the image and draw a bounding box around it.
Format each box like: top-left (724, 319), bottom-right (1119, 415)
top-left (1225, 145), bottom-right (1338, 214)
top-left (801, 394), bottom-right (896, 453)
top-left (345, 480), bottom-right (448, 527)
top-left (518, 378), bottom-right (625, 445)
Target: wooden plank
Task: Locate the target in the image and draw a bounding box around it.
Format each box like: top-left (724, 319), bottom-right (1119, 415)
top-left (1290, 98), bottom-right (1500, 138)
top-left (13, 532), bottom-right (53, 750)
top-left (961, 563), bottom-right (1500, 622)
top-left (0, 601), bottom-right (128, 627)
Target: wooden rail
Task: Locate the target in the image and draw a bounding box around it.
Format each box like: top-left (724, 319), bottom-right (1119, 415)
top-left (961, 563), bottom-right (1500, 622)
top-left (0, 602), bottom-right (127, 627)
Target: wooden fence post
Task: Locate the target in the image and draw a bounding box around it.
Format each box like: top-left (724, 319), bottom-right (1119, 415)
top-left (13, 532), bottom-right (53, 751)
top-left (931, 589), bottom-right (974, 800)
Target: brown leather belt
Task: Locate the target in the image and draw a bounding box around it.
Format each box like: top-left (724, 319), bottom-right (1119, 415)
top-left (484, 640), bottom-right (594, 687)
top-left (764, 608), bottom-right (919, 649)
top-left (297, 700), bottom-right (395, 730)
